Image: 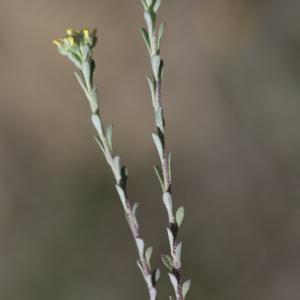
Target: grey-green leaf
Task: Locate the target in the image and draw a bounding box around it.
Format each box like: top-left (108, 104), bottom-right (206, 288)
top-left (152, 133), bottom-right (163, 161)
top-left (115, 185), bottom-right (127, 210)
top-left (145, 246), bottom-right (153, 268)
top-left (176, 207), bottom-right (184, 227)
top-left (151, 55), bottom-right (161, 81)
top-left (161, 254), bottom-right (173, 271)
top-left (136, 238), bottom-right (145, 257)
top-left (146, 76), bottom-right (156, 107)
top-left (182, 280), bottom-right (191, 298)
top-left (158, 22), bottom-right (165, 49)
top-left (153, 0), bottom-right (162, 13)
top-left (154, 268), bottom-right (160, 283)
top-left (154, 165), bottom-right (164, 190)
top-left (106, 124), bottom-right (113, 152)
top-left (144, 11), bottom-right (153, 33)
top-left (140, 27), bottom-right (151, 55)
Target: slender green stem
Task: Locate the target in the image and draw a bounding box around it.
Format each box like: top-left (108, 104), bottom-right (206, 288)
top-left (140, 1), bottom-right (191, 299)
top-left (54, 29), bottom-right (159, 300)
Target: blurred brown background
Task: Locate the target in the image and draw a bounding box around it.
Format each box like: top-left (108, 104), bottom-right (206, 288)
top-left (1, 0), bottom-right (300, 299)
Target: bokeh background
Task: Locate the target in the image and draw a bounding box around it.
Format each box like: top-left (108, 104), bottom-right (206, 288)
top-left (1, 0), bottom-right (300, 299)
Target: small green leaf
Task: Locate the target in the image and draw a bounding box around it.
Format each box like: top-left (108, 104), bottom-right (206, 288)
top-left (163, 192), bottom-right (175, 223)
top-left (94, 136), bottom-right (105, 155)
top-left (136, 238), bottom-right (145, 257)
top-left (146, 76), bottom-right (156, 107)
top-left (154, 165), bottom-right (164, 190)
top-left (153, 0), bottom-right (162, 13)
top-left (145, 246), bottom-right (153, 268)
top-left (140, 27), bottom-right (151, 55)
top-left (140, 0), bottom-right (148, 10)
top-left (182, 280), bottom-right (191, 298)
top-left (153, 268), bottom-right (160, 283)
top-left (168, 273), bottom-right (178, 292)
top-left (106, 124), bottom-right (113, 152)
top-left (152, 133), bottom-right (163, 161)
top-left (151, 55), bottom-right (161, 81)
top-left (144, 11), bottom-right (154, 33)
top-left (115, 185), bottom-right (127, 210)
top-left (158, 22), bottom-right (165, 50)
top-left (176, 207), bottom-right (184, 227)
top-left (91, 114), bottom-right (103, 134)
top-left (113, 156), bottom-right (122, 183)
top-left (161, 254), bottom-right (173, 271)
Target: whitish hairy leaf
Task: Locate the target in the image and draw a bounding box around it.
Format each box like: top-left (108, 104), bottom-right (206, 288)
top-left (158, 22), bottom-right (165, 50)
top-left (176, 207), bottom-right (184, 227)
top-left (146, 76), bottom-right (156, 107)
top-left (154, 165), bottom-right (164, 190)
top-left (93, 136), bottom-right (105, 155)
top-left (168, 273), bottom-right (178, 292)
top-left (115, 185), bottom-right (127, 210)
top-left (161, 254), bottom-right (173, 271)
top-left (136, 238), bottom-right (145, 257)
top-left (163, 192), bottom-right (175, 223)
top-left (91, 114), bottom-right (102, 134)
top-left (145, 246), bottom-right (153, 268)
top-left (140, 27), bottom-right (151, 55)
top-left (106, 124), bottom-right (113, 152)
top-left (153, 0), bottom-right (162, 14)
top-left (144, 11), bottom-right (153, 33)
top-left (153, 268), bottom-right (160, 283)
top-left (151, 55), bottom-right (161, 81)
top-left (113, 156), bottom-right (122, 183)
top-left (182, 280), bottom-right (191, 298)
top-left (152, 133), bottom-right (163, 161)
top-left (167, 227), bottom-right (174, 252)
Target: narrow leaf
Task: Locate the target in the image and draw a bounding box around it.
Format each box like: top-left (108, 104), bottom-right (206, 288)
top-left (91, 114), bottom-right (102, 134)
top-left (146, 76), bottom-right (156, 107)
top-left (140, 27), bottom-right (151, 55)
top-left (158, 22), bottom-right (166, 49)
top-left (154, 165), bottom-right (164, 190)
top-left (151, 55), bottom-right (161, 81)
top-left (168, 273), bottom-right (178, 292)
top-left (182, 280), bottom-right (191, 298)
top-left (145, 246), bottom-right (153, 268)
top-left (161, 254), bottom-right (173, 271)
top-left (153, 0), bottom-right (162, 13)
top-left (93, 136), bottom-right (105, 155)
top-left (153, 268), bottom-right (160, 283)
top-left (106, 124), bottom-right (113, 152)
top-left (163, 192), bottom-right (175, 223)
top-left (144, 11), bottom-right (153, 33)
top-left (152, 133), bottom-right (163, 161)
top-left (136, 238), bottom-right (145, 257)
top-left (176, 207), bottom-right (184, 227)
top-left (115, 185), bottom-right (127, 210)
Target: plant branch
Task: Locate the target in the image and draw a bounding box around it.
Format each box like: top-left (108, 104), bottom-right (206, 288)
top-left (139, 1), bottom-right (191, 299)
top-left (54, 29), bottom-right (159, 300)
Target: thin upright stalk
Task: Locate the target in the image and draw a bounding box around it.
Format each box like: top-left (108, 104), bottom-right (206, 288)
top-left (53, 29), bottom-right (159, 300)
top-left (139, 1), bottom-right (191, 299)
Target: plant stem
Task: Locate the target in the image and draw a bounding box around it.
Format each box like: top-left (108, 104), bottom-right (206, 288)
top-left (56, 34), bottom-right (161, 298)
top-left (140, 1), bottom-right (191, 299)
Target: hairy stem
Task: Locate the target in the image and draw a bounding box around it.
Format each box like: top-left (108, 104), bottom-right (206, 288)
top-left (140, 1), bottom-right (191, 299)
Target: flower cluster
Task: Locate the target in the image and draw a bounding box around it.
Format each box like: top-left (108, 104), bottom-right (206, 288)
top-left (53, 29), bottom-right (97, 68)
